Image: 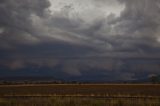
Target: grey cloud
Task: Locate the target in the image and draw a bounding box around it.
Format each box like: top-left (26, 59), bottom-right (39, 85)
top-left (0, 0), bottom-right (50, 48)
top-left (111, 0), bottom-right (160, 46)
top-left (0, 0), bottom-right (160, 81)
top-left (2, 0), bottom-right (160, 51)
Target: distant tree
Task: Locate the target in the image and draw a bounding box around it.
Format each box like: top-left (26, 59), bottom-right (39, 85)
top-left (150, 75), bottom-right (160, 84)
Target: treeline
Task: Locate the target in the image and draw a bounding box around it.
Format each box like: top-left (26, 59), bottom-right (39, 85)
top-left (0, 75), bottom-right (160, 85)
top-left (150, 75), bottom-right (160, 84)
top-left (0, 80), bottom-right (88, 85)
top-left (0, 80), bottom-right (62, 85)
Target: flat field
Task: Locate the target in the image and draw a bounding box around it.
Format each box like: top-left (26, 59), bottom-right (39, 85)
top-left (0, 84), bottom-right (160, 97)
top-left (0, 84), bottom-right (160, 106)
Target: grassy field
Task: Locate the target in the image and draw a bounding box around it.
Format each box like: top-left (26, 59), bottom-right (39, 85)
top-left (0, 97), bottom-right (160, 106)
top-left (0, 84), bottom-right (160, 106)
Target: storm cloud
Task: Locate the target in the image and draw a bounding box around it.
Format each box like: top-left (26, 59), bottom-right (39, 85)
top-left (0, 0), bottom-right (160, 81)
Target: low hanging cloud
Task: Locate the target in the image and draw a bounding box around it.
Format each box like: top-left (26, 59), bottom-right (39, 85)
top-left (0, 0), bottom-right (160, 81)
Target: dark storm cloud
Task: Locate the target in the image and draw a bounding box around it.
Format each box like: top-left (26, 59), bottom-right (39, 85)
top-left (112, 0), bottom-right (160, 50)
top-left (0, 0), bottom-right (160, 81)
top-left (0, 0), bottom-right (51, 49)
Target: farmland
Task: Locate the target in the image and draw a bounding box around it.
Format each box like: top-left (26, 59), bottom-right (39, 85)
top-left (0, 84), bottom-right (160, 106)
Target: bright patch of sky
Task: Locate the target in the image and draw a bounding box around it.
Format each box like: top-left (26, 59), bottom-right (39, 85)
top-left (49, 0), bottom-right (125, 21)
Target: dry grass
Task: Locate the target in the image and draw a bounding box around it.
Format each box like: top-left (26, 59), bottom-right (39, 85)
top-left (0, 84), bottom-right (160, 97)
top-left (0, 84), bottom-right (160, 106)
top-left (0, 97), bottom-right (160, 106)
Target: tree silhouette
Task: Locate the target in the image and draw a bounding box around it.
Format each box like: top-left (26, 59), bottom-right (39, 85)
top-left (150, 75), bottom-right (160, 84)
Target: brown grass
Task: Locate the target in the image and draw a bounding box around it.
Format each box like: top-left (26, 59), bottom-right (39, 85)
top-left (0, 97), bottom-right (160, 106)
top-left (0, 84), bottom-right (160, 97)
top-left (0, 84), bottom-right (160, 106)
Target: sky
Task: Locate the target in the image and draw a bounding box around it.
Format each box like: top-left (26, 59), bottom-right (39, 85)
top-left (0, 0), bottom-right (160, 81)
